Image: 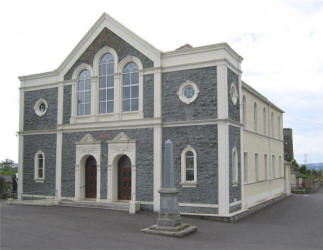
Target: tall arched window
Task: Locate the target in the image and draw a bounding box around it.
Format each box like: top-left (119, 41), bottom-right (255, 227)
top-left (122, 62), bottom-right (139, 112)
top-left (181, 146), bottom-right (197, 186)
top-left (243, 96), bottom-right (247, 127)
top-left (271, 112), bottom-right (274, 137)
top-left (99, 53), bottom-right (114, 113)
top-left (263, 108), bottom-right (267, 135)
top-left (278, 116), bottom-right (281, 139)
top-left (34, 151), bottom-right (45, 181)
top-left (272, 155), bottom-right (275, 179)
top-left (232, 148), bottom-right (238, 184)
top-left (254, 102), bottom-right (258, 132)
top-left (77, 69), bottom-right (91, 115)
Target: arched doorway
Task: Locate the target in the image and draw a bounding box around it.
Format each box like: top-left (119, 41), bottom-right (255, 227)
top-left (118, 155), bottom-right (131, 200)
top-left (85, 156), bottom-right (97, 198)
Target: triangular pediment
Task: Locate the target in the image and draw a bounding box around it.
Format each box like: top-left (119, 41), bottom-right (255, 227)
top-left (58, 13), bottom-right (161, 80)
top-left (107, 132), bottom-right (136, 144)
top-left (77, 134), bottom-right (100, 145)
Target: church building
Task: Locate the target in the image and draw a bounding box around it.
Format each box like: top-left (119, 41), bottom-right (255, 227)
top-left (17, 13), bottom-right (290, 218)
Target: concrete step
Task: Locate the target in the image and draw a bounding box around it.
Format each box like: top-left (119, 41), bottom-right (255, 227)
top-left (59, 200), bottom-right (129, 211)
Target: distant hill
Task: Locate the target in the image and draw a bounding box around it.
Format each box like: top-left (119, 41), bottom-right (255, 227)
top-left (306, 163), bottom-right (323, 171)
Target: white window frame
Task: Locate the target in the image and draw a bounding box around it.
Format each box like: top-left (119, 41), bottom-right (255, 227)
top-left (254, 102), bottom-right (258, 132)
top-left (255, 153), bottom-right (259, 182)
top-left (272, 155), bottom-right (275, 179)
top-left (34, 150), bottom-right (45, 182)
top-left (181, 145), bottom-right (197, 187)
top-left (264, 154), bottom-right (268, 180)
top-left (242, 96), bottom-right (247, 127)
top-left (232, 147), bottom-right (239, 184)
top-left (263, 107), bottom-right (267, 135)
top-left (118, 56), bottom-right (144, 120)
top-left (244, 152), bottom-right (248, 183)
top-left (177, 80), bottom-right (199, 104)
top-left (34, 98), bottom-right (48, 117)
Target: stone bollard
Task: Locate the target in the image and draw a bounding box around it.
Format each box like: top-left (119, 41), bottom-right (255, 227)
top-left (141, 140), bottom-right (197, 237)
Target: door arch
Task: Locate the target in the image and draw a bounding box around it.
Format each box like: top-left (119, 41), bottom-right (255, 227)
top-left (85, 156), bottom-right (97, 198)
top-left (118, 155), bottom-right (131, 200)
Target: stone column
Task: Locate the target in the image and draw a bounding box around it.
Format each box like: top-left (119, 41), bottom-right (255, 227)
top-left (157, 139), bottom-right (181, 227)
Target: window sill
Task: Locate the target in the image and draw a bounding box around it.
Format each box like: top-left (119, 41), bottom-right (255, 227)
top-left (181, 182), bottom-right (198, 188)
top-left (232, 183), bottom-right (239, 187)
top-left (34, 179), bottom-right (45, 183)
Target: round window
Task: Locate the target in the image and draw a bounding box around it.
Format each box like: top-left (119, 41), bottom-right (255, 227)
top-left (177, 80), bottom-right (199, 104)
top-left (34, 98), bottom-right (48, 117)
top-left (183, 86), bottom-right (195, 99)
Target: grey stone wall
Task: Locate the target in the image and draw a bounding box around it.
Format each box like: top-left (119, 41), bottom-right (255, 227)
top-left (61, 128), bottom-right (153, 202)
top-left (24, 88), bottom-right (58, 131)
top-left (283, 128), bottom-right (294, 161)
top-left (227, 68), bottom-right (240, 122)
top-left (162, 67), bottom-right (217, 122)
top-left (143, 74), bottom-right (154, 118)
top-left (229, 125), bottom-right (241, 203)
top-left (180, 206), bottom-right (218, 214)
top-left (64, 28), bottom-right (154, 80)
top-left (229, 203), bottom-right (242, 213)
top-left (63, 85), bottom-right (72, 124)
top-left (23, 134), bottom-right (57, 196)
top-left (162, 125), bottom-right (218, 204)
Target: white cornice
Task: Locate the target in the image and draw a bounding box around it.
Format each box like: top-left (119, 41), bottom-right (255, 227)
top-left (242, 81), bottom-right (284, 113)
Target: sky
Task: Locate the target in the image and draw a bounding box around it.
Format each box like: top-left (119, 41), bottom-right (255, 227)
top-left (0, 0), bottom-right (322, 164)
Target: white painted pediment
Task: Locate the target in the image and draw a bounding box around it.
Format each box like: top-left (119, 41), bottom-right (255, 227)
top-left (108, 132), bottom-right (136, 144)
top-left (76, 134), bottom-right (100, 145)
top-left (57, 13), bottom-right (161, 79)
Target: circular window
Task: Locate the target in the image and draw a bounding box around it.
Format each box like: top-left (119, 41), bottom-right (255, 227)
top-left (230, 82), bottom-right (239, 105)
top-left (177, 80), bottom-right (199, 104)
top-left (34, 98), bottom-right (48, 117)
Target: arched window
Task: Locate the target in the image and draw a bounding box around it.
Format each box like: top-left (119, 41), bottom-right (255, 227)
top-left (181, 146), bottom-right (197, 185)
top-left (254, 102), bottom-right (258, 132)
top-left (122, 62), bottom-right (139, 112)
top-left (232, 148), bottom-right (238, 184)
top-left (242, 96), bottom-right (247, 127)
top-left (99, 53), bottom-right (114, 113)
top-left (272, 155), bottom-right (275, 179)
top-left (278, 116), bottom-right (281, 139)
top-left (77, 69), bottom-right (91, 115)
top-left (34, 151), bottom-right (45, 181)
top-left (271, 112), bottom-right (274, 137)
top-left (263, 108), bottom-right (267, 135)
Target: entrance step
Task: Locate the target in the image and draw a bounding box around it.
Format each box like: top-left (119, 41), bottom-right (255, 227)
top-left (59, 200), bottom-right (129, 211)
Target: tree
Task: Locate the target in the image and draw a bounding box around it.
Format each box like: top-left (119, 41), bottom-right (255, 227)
top-left (0, 159), bottom-right (17, 177)
top-left (299, 165), bottom-right (307, 175)
top-left (291, 159), bottom-right (299, 169)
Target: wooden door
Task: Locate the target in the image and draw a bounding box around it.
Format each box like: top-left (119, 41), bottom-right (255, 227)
top-left (118, 155), bottom-right (131, 200)
top-left (85, 156), bottom-right (97, 198)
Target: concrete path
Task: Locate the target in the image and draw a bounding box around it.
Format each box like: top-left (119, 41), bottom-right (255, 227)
top-left (1, 188), bottom-right (323, 250)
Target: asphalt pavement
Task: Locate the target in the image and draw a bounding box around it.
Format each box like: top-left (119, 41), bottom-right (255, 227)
top-left (1, 187), bottom-right (323, 250)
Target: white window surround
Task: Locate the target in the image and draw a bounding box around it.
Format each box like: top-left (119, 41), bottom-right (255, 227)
top-left (232, 147), bottom-right (238, 185)
top-left (34, 98), bottom-right (48, 117)
top-left (70, 52), bottom-right (144, 124)
top-left (230, 82), bottom-right (238, 105)
top-left (34, 150), bottom-right (45, 182)
top-left (177, 80), bottom-right (199, 104)
top-left (181, 145), bottom-right (197, 187)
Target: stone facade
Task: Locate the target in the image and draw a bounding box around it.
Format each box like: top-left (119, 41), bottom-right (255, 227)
top-left (64, 28), bottom-right (153, 80)
top-left (228, 68), bottom-right (240, 122)
top-left (24, 88), bottom-right (58, 131)
top-left (229, 125), bottom-right (241, 203)
top-left (162, 67), bottom-right (217, 122)
top-left (162, 125), bottom-right (218, 204)
top-left (23, 134), bottom-right (57, 195)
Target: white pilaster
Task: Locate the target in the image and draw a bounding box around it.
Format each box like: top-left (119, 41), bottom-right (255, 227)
top-left (107, 164), bottom-right (112, 201)
top-left (114, 73), bottom-right (121, 117)
top-left (153, 126), bottom-right (162, 212)
top-left (217, 64), bottom-right (230, 215)
top-left (75, 164), bottom-right (80, 200)
top-left (57, 83), bottom-right (64, 125)
top-left (18, 88), bottom-right (24, 200)
top-left (154, 68), bottom-right (162, 118)
top-left (55, 131), bottom-right (63, 200)
top-left (96, 164), bottom-right (101, 201)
